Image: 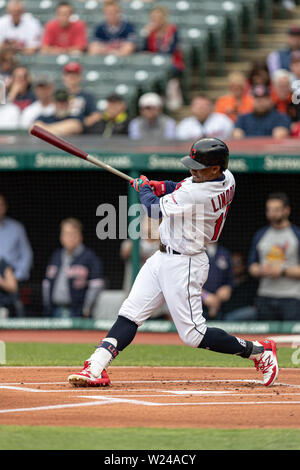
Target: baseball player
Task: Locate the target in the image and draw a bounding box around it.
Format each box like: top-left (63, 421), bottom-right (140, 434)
top-left (68, 138), bottom-right (279, 388)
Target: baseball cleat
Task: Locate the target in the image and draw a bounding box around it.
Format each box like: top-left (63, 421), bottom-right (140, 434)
top-left (68, 361), bottom-right (111, 387)
top-left (253, 340), bottom-right (279, 387)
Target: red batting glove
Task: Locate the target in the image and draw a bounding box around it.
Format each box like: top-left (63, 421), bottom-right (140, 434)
top-left (130, 175), bottom-right (150, 192)
top-left (148, 180), bottom-right (166, 197)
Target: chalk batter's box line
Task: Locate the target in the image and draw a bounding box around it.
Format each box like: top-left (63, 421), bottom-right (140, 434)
top-left (1, 398), bottom-right (300, 415)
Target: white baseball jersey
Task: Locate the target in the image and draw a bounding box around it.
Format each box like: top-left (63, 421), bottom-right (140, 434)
top-left (119, 169), bottom-right (236, 348)
top-left (159, 170), bottom-right (236, 255)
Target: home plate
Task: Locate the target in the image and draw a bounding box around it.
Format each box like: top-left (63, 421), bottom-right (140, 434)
top-left (162, 390), bottom-right (233, 395)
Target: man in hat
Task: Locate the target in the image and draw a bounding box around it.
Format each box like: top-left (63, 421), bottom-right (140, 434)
top-left (128, 92), bottom-right (176, 140)
top-left (267, 25), bottom-right (300, 76)
top-left (233, 85), bottom-right (291, 139)
top-left (62, 62), bottom-right (101, 130)
top-left (20, 75), bottom-right (55, 129)
top-left (33, 89), bottom-right (83, 136)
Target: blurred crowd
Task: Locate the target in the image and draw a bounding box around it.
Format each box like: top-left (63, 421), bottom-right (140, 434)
top-left (1, 1), bottom-right (300, 138)
top-left (0, 191), bottom-right (300, 321)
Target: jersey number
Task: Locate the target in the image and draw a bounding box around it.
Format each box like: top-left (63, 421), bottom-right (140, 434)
top-left (211, 205), bottom-right (230, 242)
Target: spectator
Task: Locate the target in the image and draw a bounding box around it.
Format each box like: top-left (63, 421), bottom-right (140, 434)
top-left (41, 1), bottom-right (87, 55)
top-left (0, 0), bottom-right (42, 55)
top-left (248, 60), bottom-right (271, 89)
top-left (267, 26), bottom-right (300, 77)
top-left (43, 218), bottom-right (103, 318)
top-left (202, 243), bottom-right (233, 320)
top-left (270, 69), bottom-right (293, 115)
top-left (223, 252), bottom-right (258, 322)
top-left (34, 89), bottom-right (83, 136)
top-left (287, 51), bottom-right (300, 133)
top-left (20, 75), bottom-right (55, 130)
top-left (0, 194), bottom-right (33, 282)
top-left (128, 92), bottom-right (176, 140)
top-left (89, 0), bottom-right (136, 56)
top-left (7, 65), bottom-right (35, 111)
top-left (0, 102), bottom-right (21, 129)
top-left (62, 62), bottom-right (101, 130)
top-left (215, 72), bottom-right (254, 123)
top-left (248, 193), bottom-right (300, 321)
top-left (233, 85), bottom-right (291, 139)
top-left (85, 93), bottom-right (129, 136)
top-left (176, 95), bottom-right (234, 141)
top-left (142, 5), bottom-right (184, 111)
top-left (0, 46), bottom-right (18, 89)
top-left (0, 256), bottom-right (18, 319)
top-left (143, 6), bottom-right (184, 73)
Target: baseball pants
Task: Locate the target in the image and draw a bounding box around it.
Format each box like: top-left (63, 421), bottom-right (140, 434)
top-left (119, 250), bottom-right (209, 348)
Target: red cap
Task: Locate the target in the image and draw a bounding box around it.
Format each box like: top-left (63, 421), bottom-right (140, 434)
top-left (63, 62), bottom-right (82, 74)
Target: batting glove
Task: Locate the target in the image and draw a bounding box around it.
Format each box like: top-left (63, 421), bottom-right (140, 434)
top-left (130, 175), bottom-right (150, 192)
top-left (149, 180), bottom-right (166, 197)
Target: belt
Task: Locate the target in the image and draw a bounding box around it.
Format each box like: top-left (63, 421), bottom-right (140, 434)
top-left (159, 241), bottom-right (182, 255)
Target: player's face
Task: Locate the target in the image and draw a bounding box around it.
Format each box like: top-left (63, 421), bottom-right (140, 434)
top-left (190, 166), bottom-right (221, 183)
top-left (266, 199), bottom-right (290, 225)
top-left (60, 224), bottom-right (82, 252)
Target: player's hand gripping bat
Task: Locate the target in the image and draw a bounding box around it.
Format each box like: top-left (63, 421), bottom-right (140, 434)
top-left (29, 125), bottom-right (133, 182)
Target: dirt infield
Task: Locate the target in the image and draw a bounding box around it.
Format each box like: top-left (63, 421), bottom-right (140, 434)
top-left (0, 330), bottom-right (299, 429)
top-left (1, 366), bottom-right (300, 429)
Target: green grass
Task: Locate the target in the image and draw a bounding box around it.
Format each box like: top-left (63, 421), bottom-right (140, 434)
top-left (0, 426), bottom-right (299, 450)
top-left (3, 342), bottom-right (299, 368)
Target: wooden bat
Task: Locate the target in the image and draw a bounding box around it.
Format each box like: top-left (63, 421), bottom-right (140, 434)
top-left (29, 125), bottom-right (133, 182)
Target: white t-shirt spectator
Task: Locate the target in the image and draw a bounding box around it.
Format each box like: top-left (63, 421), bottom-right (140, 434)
top-left (0, 13), bottom-right (42, 50)
top-left (176, 112), bottom-right (234, 140)
top-left (0, 103), bottom-right (21, 129)
top-left (20, 101), bottom-right (56, 129)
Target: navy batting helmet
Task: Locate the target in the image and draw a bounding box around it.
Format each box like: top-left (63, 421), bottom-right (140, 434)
top-left (181, 138), bottom-right (229, 172)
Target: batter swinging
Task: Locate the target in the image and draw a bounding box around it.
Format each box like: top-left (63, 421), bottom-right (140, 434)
top-left (68, 138), bottom-right (279, 388)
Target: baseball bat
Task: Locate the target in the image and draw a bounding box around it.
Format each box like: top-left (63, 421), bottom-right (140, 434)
top-left (29, 125), bottom-right (133, 182)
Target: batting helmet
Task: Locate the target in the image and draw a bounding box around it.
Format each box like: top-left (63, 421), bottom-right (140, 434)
top-left (181, 138), bottom-right (229, 172)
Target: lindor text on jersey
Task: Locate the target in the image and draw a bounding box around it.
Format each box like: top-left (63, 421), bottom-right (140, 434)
top-left (211, 184), bottom-right (235, 212)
